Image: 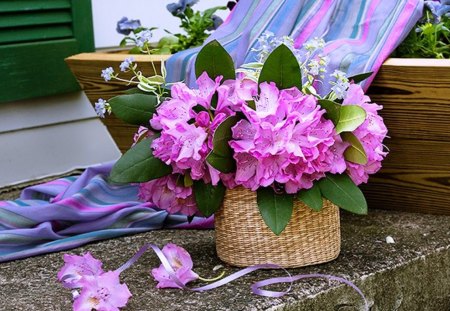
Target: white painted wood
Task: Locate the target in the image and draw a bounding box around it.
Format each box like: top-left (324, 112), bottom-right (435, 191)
top-left (0, 118), bottom-right (121, 188)
top-left (0, 92), bottom-right (97, 133)
top-left (92, 0), bottom-right (230, 48)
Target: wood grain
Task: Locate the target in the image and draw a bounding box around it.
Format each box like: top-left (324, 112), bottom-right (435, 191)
top-left (365, 58), bottom-right (450, 215)
top-left (67, 53), bottom-right (450, 215)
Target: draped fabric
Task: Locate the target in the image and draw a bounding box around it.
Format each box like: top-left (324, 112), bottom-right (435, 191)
top-left (0, 162), bottom-right (213, 262)
top-left (166, 0), bottom-right (423, 93)
top-left (0, 0), bottom-right (423, 262)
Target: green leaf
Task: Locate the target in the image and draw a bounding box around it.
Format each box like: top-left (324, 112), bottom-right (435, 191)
top-left (318, 99), bottom-right (341, 125)
top-left (257, 187), bottom-right (294, 235)
top-left (348, 72), bottom-right (373, 84)
top-left (193, 181), bottom-right (226, 217)
top-left (109, 137), bottom-right (172, 184)
top-left (258, 44), bottom-right (301, 90)
top-left (341, 132), bottom-right (368, 165)
top-left (195, 40), bottom-right (235, 80)
top-left (124, 87), bottom-right (147, 95)
top-left (206, 116), bottom-right (240, 173)
top-left (109, 94), bottom-right (158, 126)
top-left (297, 183), bottom-right (323, 212)
top-left (318, 174), bottom-right (368, 215)
top-left (335, 105), bottom-right (366, 134)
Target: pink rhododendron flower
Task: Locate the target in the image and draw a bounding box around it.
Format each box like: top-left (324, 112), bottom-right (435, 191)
top-left (230, 83), bottom-right (343, 193)
top-left (138, 175), bottom-right (199, 216)
top-left (57, 252), bottom-right (104, 289)
top-left (73, 271), bottom-right (132, 311)
top-left (151, 243), bottom-right (199, 289)
top-left (342, 84), bottom-right (388, 185)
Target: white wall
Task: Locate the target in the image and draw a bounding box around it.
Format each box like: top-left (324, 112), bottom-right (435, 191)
top-left (92, 0), bottom-right (230, 48)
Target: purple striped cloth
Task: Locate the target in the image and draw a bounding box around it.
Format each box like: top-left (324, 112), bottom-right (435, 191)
top-left (0, 0), bottom-right (424, 262)
top-left (166, 0), bottom-right (423, 93)
top-left (0, 162), bottom-right (213, 262)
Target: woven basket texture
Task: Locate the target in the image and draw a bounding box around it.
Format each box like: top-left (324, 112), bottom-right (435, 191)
top-left (215, 187), bottom-right (341, 268)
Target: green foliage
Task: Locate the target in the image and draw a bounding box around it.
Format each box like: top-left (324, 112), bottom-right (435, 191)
top-left (394, 12), bottom-right (450, 59)
top-left (109, 137), bottom-right (172, 184)
top-left (297, 183), bottom-right (323, 212)
top-left (257, 187), bottom-right (294, 235)
top-left (109, 94), bottom-right (159, 126)
top-left (193, 180), bottom-right (226, 217)
top-left (258, 44), bottom-right (302, 90)
top-left (318, 174), bottom-right (368, 215)
top-left (206, 116), bottom-right (240, 173)
top-left (195, 40), bottom-right (235, 80)
top-left (341, 132), bottom-right (368, 165)
top-left (334, 105), bottom-right (366, 134)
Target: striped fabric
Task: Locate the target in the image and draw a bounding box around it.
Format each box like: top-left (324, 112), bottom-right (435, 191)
top-left (166, 0), bottom-right (424, 93)
top-left (0, 162), bottom-right (213, 262)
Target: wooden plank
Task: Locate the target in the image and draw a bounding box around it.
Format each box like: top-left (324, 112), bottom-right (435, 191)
top-left (0, 0), bottom-right (71, 12)
top-left (0, 25), bottom-right (73, 44)
top-left (365, 58), bottom-right (450, 215)
top-left (0, 11), bottom-right (72, 28)
top-left (0, 39), bottom-right (80, 103)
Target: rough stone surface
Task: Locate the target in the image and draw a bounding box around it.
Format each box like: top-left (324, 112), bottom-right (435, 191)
top-left (0, 208), bottom-right (449, 311)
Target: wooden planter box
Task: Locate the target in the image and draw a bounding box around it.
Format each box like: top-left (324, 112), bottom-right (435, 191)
top-left (365, 58), bottom-right (450, 216)
top-left (65, 52), bottom-right (171, 153)
top-left (66, 53), bottom-right (450, 215)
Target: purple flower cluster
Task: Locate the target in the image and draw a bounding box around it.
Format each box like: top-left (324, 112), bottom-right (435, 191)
top-left (140, 72), bottom-right (387, 214)
top-left (230, 83), bottom-right (346, 193)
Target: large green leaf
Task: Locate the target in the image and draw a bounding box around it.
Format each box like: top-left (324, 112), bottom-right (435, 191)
top-left (206, 116), bottom-right (240, 173)
top-left (348, 72), bottom-right (373, 84)
top-left (258, 44), bottom-right (302, 90)
top-left (193, 181), bottom-right (226, 217)
top-left (109, 137), bottom-right (172, 184)
top-left (318, 99), bottom-right (341, 125)
top-left (109, 94), bottom-right (158, 126)
top-left (335, 105), bottom-right (366, 134)
top-left (195, 40), bottom-right (235, 80)
top-left (341, 132), bottom-right (368, 165)
top-left (257, 187), bottom-right (294, 235)
top-left (297, 183), bottom-right (323, 212)
top-left (318, 174), bottom-right (368, 215)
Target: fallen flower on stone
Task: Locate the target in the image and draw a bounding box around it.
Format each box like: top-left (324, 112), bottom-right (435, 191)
top-left (151, 243), bottom-right (199, 288)
top-left (73, 271), bottom-right (132, 311)
top-left (57, 252), bottom-right (104, 289)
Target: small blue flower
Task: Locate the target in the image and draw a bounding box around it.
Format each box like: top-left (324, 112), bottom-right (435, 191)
top-left (207, 15), bottom-right (224, 31)
top-left (101, 67), bottom-right (114, 81)
top-left (425, 1), bottom-right (450, 22)
top-left (94, 99), bottom-right (109, 118)
top-left (120, 57), bottom-right (135, 72)
top-left (167, 0), bottom-right (199, 16)
top-left (136, 30), bottom-right (153, 48)
top-left (116, 17), bottom-right (141, 35)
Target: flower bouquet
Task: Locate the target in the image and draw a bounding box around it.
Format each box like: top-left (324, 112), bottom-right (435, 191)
top-left (105, 36), bottom-right (388, 267)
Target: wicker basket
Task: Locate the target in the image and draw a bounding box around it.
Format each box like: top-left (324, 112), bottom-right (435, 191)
top-left (215, 187), bottom-right (341, 268)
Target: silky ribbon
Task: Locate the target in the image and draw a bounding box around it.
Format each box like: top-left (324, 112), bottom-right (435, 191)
top-left (115, 243), bottom-right (369, 310)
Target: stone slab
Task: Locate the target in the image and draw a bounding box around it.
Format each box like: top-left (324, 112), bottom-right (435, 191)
top-left (0, 209), bottom-right (449, 311)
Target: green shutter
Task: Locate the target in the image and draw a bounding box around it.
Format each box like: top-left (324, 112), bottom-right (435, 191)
top-left (0, 0), bottom-right (95, 103)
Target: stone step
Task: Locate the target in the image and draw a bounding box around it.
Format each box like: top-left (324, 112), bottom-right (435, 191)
top-left (0, 209), bottom-right (449, 311)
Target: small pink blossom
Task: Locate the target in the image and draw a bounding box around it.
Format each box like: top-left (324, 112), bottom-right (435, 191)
top-left (57, 253), bottom-right (104, 289)
top-left (73, 271), bottom-right (132, 311)
top-left (151, 243), bottom-right (199, 289)
top-left (138, 175), bottom-right (199, 216)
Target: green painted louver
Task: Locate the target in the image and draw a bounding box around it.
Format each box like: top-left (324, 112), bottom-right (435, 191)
top-left (0, 0), bottom-right (94, 103)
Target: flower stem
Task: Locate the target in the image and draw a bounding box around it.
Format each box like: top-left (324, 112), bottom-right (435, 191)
top-left (198, 270), bottom-right (226, 282)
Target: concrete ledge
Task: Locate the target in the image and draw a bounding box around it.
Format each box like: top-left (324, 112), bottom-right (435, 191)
top-left (0, 210), bottom-right (449, 310)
